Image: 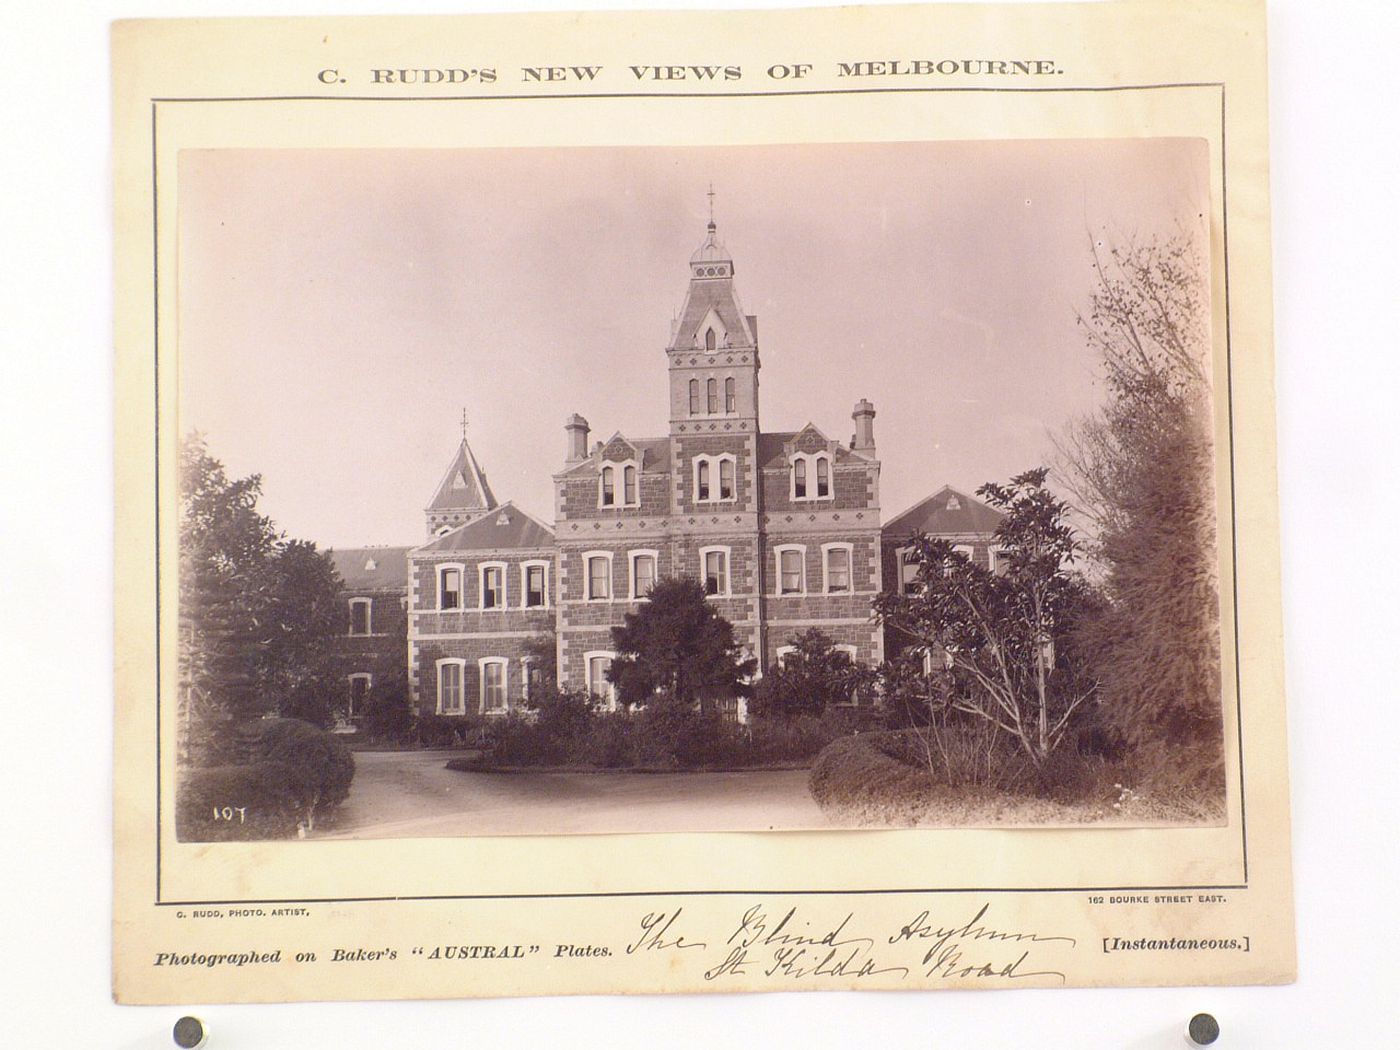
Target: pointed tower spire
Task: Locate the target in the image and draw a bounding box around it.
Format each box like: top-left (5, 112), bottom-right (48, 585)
top-left (425, 425), bottom-right (499, 538)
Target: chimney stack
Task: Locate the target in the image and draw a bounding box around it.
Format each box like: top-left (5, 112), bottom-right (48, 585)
top-left (852, 399), bottom-right (876, 452)
top-left (565, 413), bottom-right (590, 463)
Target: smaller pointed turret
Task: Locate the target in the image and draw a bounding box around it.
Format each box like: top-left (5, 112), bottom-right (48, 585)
top-left (425, 434), bottom-right (498, 538)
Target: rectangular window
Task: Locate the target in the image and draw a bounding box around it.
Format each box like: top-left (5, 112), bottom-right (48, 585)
top-left (826, 547), bottom-right (851, 593)
top-left (704, 550), bottom-right (728, 596)
top-left (900, 551), bottom-right (920, 595)
top-left (349, 599), bottom-right (370, 635)
top-left (992, 549), bottom-right (1013, 576)
top-left (724, 377), bottom-right (736, 413)
top-left (588, 555), bottom-right (610, 600)
top-left (697, 460), bottom-right (710, 501)
top-left (689, 379), bottom-right (700, 415)
top-left (525, 564), bottom-right (546, 607)
top-left (587, 655), bottom-right (612, 702)
top-left (779, 549), bottom-right (803, 594)
top-left (440, 567), bottom-right (462, 610)
top-left (439, 662), bottom-right (463, 714)
top-left (482, 662), bottom-right (506, 712)
top-left (348, 675), bottom-right (370, 718)
top-left (719, 459), bottom-right (734, 500)
top-left (624, 465), bottom-right (637, 505)
top-left (633, 553), bottom-right (656, 598)
top-left (707, 378), bottom-right (718, 413)
top-left (482, 566), bottom-right (503, 609)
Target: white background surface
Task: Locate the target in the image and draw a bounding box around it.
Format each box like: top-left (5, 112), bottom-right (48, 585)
top-left (2, 0), bottom-right (1397, 1046)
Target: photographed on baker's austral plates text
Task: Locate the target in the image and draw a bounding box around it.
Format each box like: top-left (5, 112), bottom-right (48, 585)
top-left (111, 0), bottom-right (1294, 1004)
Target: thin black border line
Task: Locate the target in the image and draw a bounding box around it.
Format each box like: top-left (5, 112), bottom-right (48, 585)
top-left (149, 81), bottom-right (1225, 104)
top-left (152, 101), bottom-right (163, 901)
top-left (151, 80), bottom-right (1246, 907)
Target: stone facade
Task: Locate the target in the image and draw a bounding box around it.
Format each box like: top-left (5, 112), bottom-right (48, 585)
top-left (329, 219), bottom-right (1003, 722)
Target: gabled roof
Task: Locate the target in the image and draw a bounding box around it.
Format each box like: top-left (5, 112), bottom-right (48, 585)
top-left (756, 429), bottom-right (868, 468)
top-left (414, 501), bottom-right (554, 554)
top-left (426, 438), bottom-right (498, 513)
top-left (883, 486), bottom-right (1005, 538)
top-left (329, 546), bottom-right (411, 591)
top-left (557, 435), bottom-right (672, 477)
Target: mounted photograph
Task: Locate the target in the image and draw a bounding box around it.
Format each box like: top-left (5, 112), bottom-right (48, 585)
top-left (174, 138), bottom-right (1226, 841)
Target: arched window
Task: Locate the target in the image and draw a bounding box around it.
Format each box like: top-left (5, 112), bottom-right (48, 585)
top-left (793, 458), bottom-right (807, 498)
top-left (705, 327), bottom-right (716, 352)
top-left (719, 458), bottom-right (735, 500)
top-left (706, 378), bottom-right (718, 414)
top-left (724, 377), bottom-right (736, 413)
top-left (600, 465), bottom-right (615, 506)
top-left (816, 456), bottom-right (830, 497)
top-left (623, 465), bottom-right (637, 505)
top-left (688, 378), bottom-right (700, 415)
top-left (697, 460), bottom-right (711, 500)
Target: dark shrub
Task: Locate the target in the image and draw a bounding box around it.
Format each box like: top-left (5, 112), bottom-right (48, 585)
top-left (584, 711), bottom-right (635, 768)
top-left (478, 712), bottom-right (547, 765)
top-left (746, 712), bottom-right (847, 764)
top-left (415, 713), bottom-right (465, 748)
top-left (632, 699), bottom-right (745, 768)
top-left (241, 717), bottom-right (355, 815)
top-left (528, 688), bottom-right (596, 760)
top-left (808, 732), bottom-right (939, 824)
top-left (176, 762), bottom-right (306, 841)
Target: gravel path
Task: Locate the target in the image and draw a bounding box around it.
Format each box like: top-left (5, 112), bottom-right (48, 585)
top-left (317, 750), bottom-right (830, 838)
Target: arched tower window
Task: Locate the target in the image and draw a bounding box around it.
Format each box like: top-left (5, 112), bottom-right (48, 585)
top-left (719, 458), bottom-right (735, 499)
top-left (724, 377), bottom-right (735, 413)
top-left (706, 378), bottom-right (718, 414)
top-left (688, 378), bottom-right (700, 415)
top-left (697, 460), bottom-right (711, 500)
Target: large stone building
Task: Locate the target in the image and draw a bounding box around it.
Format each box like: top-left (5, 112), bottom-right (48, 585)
top-left (331, 217), bottom-right (1004, 722)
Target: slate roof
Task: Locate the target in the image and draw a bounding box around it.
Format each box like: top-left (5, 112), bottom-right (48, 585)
top-left (882, 486), bottom-right (1005, 538)
top-left (558, 435), bottom-right (672, 476)
top-left (669, 225), bottom-right (756, 350)
top-left (426, 438), bottom-right (498, 512)
top-left (414, 501), bottom-right (554, 554)
top-left (329, 546), bottom-right (412, 591)
top-left (756, 429), bottom-right (870, 468)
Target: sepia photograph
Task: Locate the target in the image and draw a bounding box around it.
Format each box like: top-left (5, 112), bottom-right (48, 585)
top-left (173, 138), bottom-right (1227, 842)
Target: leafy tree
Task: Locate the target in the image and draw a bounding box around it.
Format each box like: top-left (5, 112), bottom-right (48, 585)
top-left (178, 433), bottom-right (344, 758)
top-left (750, 628), bottom-right (870, 719)
top-left (607, 577), bottom-right (756, 713)
top-left (1056, 233), bottom-right (1224, 758)
top-left (874, 468), bottom-right (1098, 768)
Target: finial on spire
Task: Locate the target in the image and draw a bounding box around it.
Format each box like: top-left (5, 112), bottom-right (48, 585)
top-left (460, 408), bottom-right (469, 441)
top-left (706, 182), bottom-right (716, 231)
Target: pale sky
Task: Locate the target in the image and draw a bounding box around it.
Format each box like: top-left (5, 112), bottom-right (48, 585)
top-left (178, 139), bottom-right (1208, 549)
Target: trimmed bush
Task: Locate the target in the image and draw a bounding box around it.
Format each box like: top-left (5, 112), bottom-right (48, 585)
top-left (244, 717), bottom-right (355, 814)
top-left (176, 762), bottom-right (307, 841)
top-left (808, 732), bottom-right (940, 825)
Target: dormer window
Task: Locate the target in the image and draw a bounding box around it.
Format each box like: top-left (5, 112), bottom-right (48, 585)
top-left (705, 327), bottom-right (716, 352)
top-left (791, 452), bottom-right (833, 501)
top-left (600, 465), bottom-right (615, 506)
top-left (624, 465), bottom-right (637, 505)
top-left (947, 493), bottom-right (961, 510)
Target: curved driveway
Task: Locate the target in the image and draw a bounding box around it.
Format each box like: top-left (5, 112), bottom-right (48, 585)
top-left (318, 750), bottom-right (829, 839)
